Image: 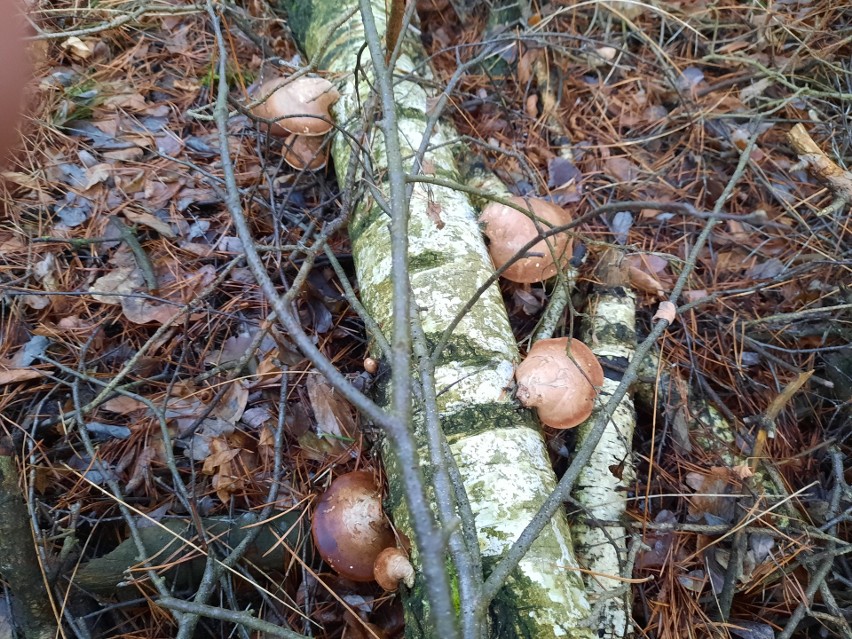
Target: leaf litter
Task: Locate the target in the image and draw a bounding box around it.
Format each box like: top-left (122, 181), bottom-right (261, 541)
top-left (0, 0), bottom-right (848, 637)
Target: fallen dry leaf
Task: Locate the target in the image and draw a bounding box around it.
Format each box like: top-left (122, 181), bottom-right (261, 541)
top-left (653, 301), bottom-right (677, 323)
top-left (426, 199), bottom-right (445, 229)
top-left (102, 396), bottom-right (147, 414)
top-left (61, 36), bottom-right (93, 60)
top-left (0, 368), bottom-right (45, 385)
top-left (606, 156), bottom-right (640, 183)
top-left (123, 210), bottom-right (175, 237)
top-left (2, 171), bottom-right (40, 190)
top-left (306, 374), bottom-right (357, 442)
top-left (629, 266), bottom-right (666, 296)
top-left (89, 267), bottom-right (145, 304)
top-left (214, 380), bottom-right (249, 424)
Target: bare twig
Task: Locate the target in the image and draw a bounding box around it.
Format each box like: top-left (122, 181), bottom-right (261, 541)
top-left (356, 2), bottom-right (459, 635)
top-left (788, 123), bottom-right (852, 217)
top-left (28, 4), bottom-right (205, 40)
top-left (159, 597), bottom-right (306, 639)
top-left (410, 299), bottom-right (483, 639)
top-left (778, 447), bottom-right (846, 639)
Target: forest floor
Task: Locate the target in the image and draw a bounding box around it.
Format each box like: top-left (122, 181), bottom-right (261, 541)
top-left (1, 1), bottom-right (850, 638)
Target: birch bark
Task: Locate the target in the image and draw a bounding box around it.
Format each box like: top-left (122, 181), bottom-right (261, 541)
top-left (282, 2), bottom-right (592, 637)
top-left (573, 250), bottom-right (637, 638)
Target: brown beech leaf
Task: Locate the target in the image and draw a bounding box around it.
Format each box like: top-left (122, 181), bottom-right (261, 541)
top-left (628, 266), bottom-right (666, 295)
top-left (426, 199), bottom-right (445, 229)
top-left (0, 368), bottom-right (44, 385)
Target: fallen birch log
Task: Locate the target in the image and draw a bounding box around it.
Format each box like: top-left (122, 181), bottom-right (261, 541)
top-left (572, 250), bottom-right (637, 639)
top-left (280, 2), bottom-right (592, 637)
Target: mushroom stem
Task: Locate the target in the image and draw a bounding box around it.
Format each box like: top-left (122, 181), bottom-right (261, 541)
top-left (373, 547), bottom-right (415, 591)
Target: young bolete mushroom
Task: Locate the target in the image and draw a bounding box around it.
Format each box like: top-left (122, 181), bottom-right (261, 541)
top-left (479, 196), bottom-right (573, 283)
top-left (311, 471), bottom-right (395, 582)
top-left (373, 547), bottom-right (415, 591)
top-left (515, 337), bottom-right (604, 429)
top-left (251, 76), bottom-right (339, 170)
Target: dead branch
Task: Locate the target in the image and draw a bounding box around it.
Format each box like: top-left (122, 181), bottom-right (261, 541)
top-left (788, 124), bottom-right (852, 217)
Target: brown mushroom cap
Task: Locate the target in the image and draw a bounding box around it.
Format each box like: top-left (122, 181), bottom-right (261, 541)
top-left (311, 471), bottom-right (395, 582)
top-left (373, 547), bottom-right (415, 591)
top-left (479, 196), bottom-right (573, 283)
top-left (363, 357), bottom-right (379, 374)
top-left (251, 76), bottom-right (340, 137)
top-left (515, 337), bottom-right (604, 429)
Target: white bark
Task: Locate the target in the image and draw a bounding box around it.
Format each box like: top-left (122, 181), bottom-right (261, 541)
top-left (284, 2), bottom-right (592, 637)
top-left (573, 251), bottom-right (637, 639)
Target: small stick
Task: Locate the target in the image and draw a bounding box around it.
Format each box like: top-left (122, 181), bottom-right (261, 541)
top-left (385, 0), bottom-right (405, 63)
top-left (109, 216), bottom-right (159, 293)
top-left (788, 124), bottom-right (852, 216)
top-left (751, 370), bottom-right (814, 460)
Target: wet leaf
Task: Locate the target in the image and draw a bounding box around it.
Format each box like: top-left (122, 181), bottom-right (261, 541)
top-left (306, 374), bottom-right (356, 442)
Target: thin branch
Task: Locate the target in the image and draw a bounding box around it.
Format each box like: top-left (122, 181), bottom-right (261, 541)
top-left (29, 4), bottom-right (205, 40)
top-left (778, 447), bottom-right (846, 639)
top-left (410, 299), bottom-right (483, 639)
top-left (357, 2), bottom-right (459, 636)
top-left (159, 597), bottom-right (307, 639)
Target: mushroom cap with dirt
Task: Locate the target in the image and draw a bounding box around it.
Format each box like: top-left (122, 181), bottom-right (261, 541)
top-left (251, 76), bottom-right (340, 137)
top-left (515, 337), bottom-right (604, 429)
top-left (479, 196), bottom-right (573, 283)
top-left (311, 471), bottom-right (395, 582)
